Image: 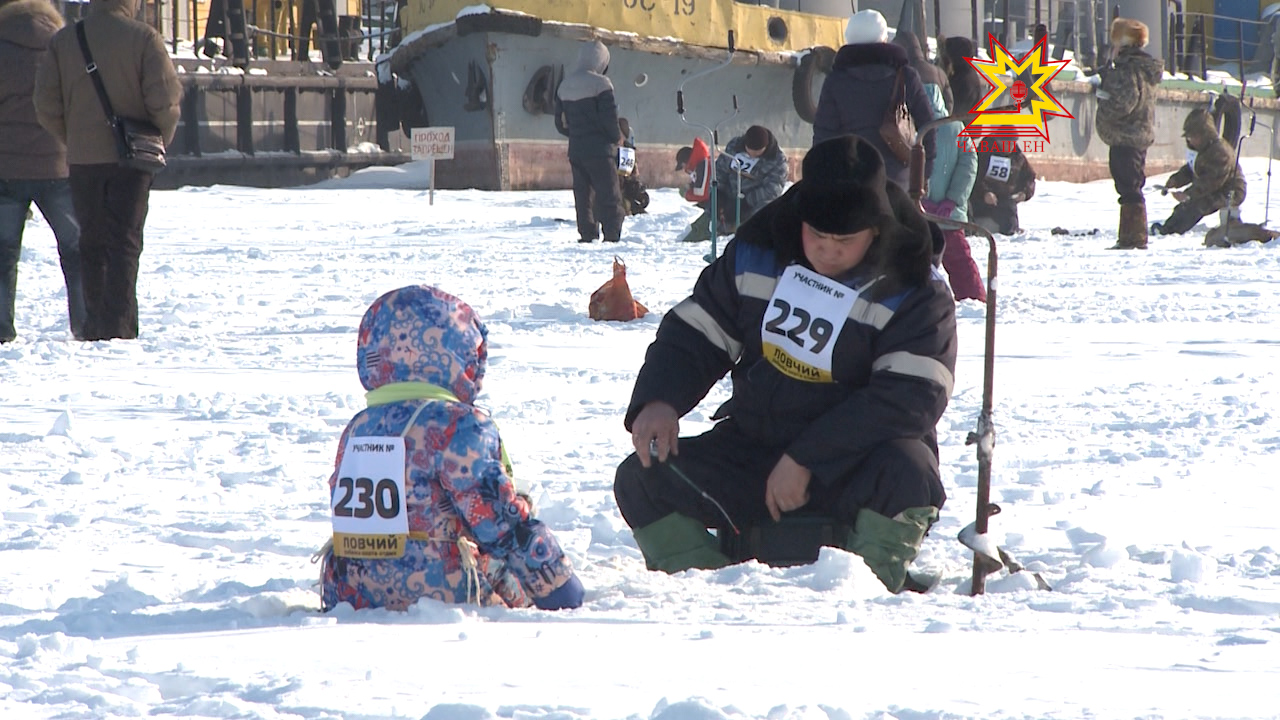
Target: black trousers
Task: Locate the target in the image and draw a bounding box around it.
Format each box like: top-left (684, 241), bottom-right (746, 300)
top-left (1158, 197), bottom-right (1223, 235)
top-left (1109, 145), bottom-right (1148, 205)
top-left (613, 419), bottom-right (945, 531)
top-left (569, 154), bottom-right (623, 242)
top-left (69, 164), bottom-right (153, 341)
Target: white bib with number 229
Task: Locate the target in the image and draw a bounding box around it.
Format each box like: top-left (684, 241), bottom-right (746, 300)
top-left (761, 265), bottom-right (857, 383)
top-left (331, 436), bottom-right (409, 559)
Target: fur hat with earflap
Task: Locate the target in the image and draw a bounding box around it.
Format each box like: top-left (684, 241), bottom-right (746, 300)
top-left (1111, 18), bottom-right (1149, 48)
top-left (845, 9), bottom-right (889, 45)
top-left (800, 136), bottom-right (933, 289)
top-left (742, 136), bottom-right (933, 291)
top-left (796, 135), bottom-right (893, 236)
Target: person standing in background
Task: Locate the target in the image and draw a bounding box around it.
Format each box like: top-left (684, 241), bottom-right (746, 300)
top-left (920, 84), bottom-right (983, 302)
top-left (894, 30), bottom-right (951, 115)
top-left (938, 36), bottom-right (983, 118)
top-left (555, 39), bottom-right (625, 244)
top-left (34, 0), bottom-right (180, 340)
top-left (813, 9), bottom-right (936, 189)
top-left (0, 0), bottom-right (85, 343)
top-left (1093, 18), bottom-right (1163, 250)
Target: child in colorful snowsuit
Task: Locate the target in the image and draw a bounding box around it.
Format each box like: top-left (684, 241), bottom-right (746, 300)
top-left (320, 285), bottom-right (584, 612)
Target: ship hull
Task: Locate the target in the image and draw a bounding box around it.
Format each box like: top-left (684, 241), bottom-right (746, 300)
top-left (391, 12), bottom-right (1280, 191)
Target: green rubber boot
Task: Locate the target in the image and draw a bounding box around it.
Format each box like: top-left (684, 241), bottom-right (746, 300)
top-left (680, 210), bottom-right (713, 243)
top-left (631, 512), bottom-right (733, 573)
top-left (846, 506), bottom-right (938, 593)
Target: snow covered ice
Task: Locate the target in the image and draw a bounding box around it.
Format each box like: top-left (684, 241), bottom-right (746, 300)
top-left (2, 159), bottom-right (1279, 719)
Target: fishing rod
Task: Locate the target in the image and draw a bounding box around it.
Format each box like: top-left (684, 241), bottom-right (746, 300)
top-left (1257, 117), bottom-right (1275, 227)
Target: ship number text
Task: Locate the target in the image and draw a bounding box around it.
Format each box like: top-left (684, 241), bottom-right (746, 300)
top-left (622, 0), bottom-right (696, 17)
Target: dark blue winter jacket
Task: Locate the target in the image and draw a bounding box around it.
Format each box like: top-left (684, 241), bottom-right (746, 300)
top-left (625, 183), bottom-right (957, 490)
top-left (813, 42), bottom-right (936, 188)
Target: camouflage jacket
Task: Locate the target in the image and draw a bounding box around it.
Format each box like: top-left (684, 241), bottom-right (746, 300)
top-left (1167, 135), bottom-right (1246, 208)
top-left (1095, 48), bottom-right (1164, 149)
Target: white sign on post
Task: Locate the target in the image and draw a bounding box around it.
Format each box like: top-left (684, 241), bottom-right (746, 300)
top-left (411, 126), bottom-right (455, 205)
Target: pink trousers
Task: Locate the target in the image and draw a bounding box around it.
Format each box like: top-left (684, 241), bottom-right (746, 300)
top-left (941, 228), bottom-right (987, 302)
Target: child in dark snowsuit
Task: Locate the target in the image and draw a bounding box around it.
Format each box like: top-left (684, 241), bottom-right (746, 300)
top-left (617, 118), bottom-right (649, 216)
top-left (968, 138), bottom-right (1037, 236)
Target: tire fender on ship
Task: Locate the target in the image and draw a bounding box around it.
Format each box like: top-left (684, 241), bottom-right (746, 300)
top-left (523, 64), bottom-right (560, 115)
top-left (1212, 92), bottom-right (1243, 148)
top-left (792, 46), bottom-right (835, 124)
top-left (397, 78), bottom-right (430, 138)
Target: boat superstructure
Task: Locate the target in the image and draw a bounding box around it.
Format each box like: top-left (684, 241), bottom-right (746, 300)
top-left (383, 0), bottom-right (1279, 190)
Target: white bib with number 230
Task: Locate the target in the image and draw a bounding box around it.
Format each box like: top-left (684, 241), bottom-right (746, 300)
top-left (761, 265), bottom-right (856, 383)
top-left (331, 436), bottom-right (409, 559)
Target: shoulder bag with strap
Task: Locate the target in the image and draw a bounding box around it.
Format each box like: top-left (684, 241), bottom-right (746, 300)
top-left (74, 21), bottom-right (166, 173)
top-left (879, 67), bottom-right (916, 165)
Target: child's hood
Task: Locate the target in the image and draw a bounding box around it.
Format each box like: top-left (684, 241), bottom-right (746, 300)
top-left (355, 285), bottom-right (487, 403)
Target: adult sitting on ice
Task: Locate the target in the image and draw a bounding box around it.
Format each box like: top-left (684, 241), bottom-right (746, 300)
top-left (1152, 108), bottom-right (1246, 236)
top-left (319, 285), bottom-right (583, 612)
top-left (613, 135), bottom-right (957, 593)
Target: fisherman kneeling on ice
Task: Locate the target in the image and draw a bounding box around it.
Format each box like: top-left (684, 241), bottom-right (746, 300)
top-left (1152, 108), bottom-right (1246, 236)
top-left (613, 136), bottom-right (956, 593)
top-left (319, 285), bottom-right (583, 612)
top-left (675, 125), bottom-right (789, 243)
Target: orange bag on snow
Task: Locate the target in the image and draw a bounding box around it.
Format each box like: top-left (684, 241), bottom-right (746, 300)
top-left (589, 257), bottom-right (648, 322)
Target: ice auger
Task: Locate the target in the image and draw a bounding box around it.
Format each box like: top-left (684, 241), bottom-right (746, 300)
top-left (676, 31), bottom-right (740, 263)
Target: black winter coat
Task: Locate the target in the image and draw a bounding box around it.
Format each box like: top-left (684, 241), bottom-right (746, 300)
top-left (894, 31), bottom-right (952, 114)
top-left (971, 140), bottom-right (1036, 205)
top-left (624, 185), bottom-right (957, 487)
top-left (554, 93), bottom-right (621, 160)
top-left (813, 43), bottom-right (936, 187)
top-left (554, 40), bottom-right (621, 160)
top-left (941, 37), bottom-right (985, 118)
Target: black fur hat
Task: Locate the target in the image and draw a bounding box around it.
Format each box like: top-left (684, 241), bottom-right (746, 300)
top-left (796, 135), bottom-right (893, 235)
